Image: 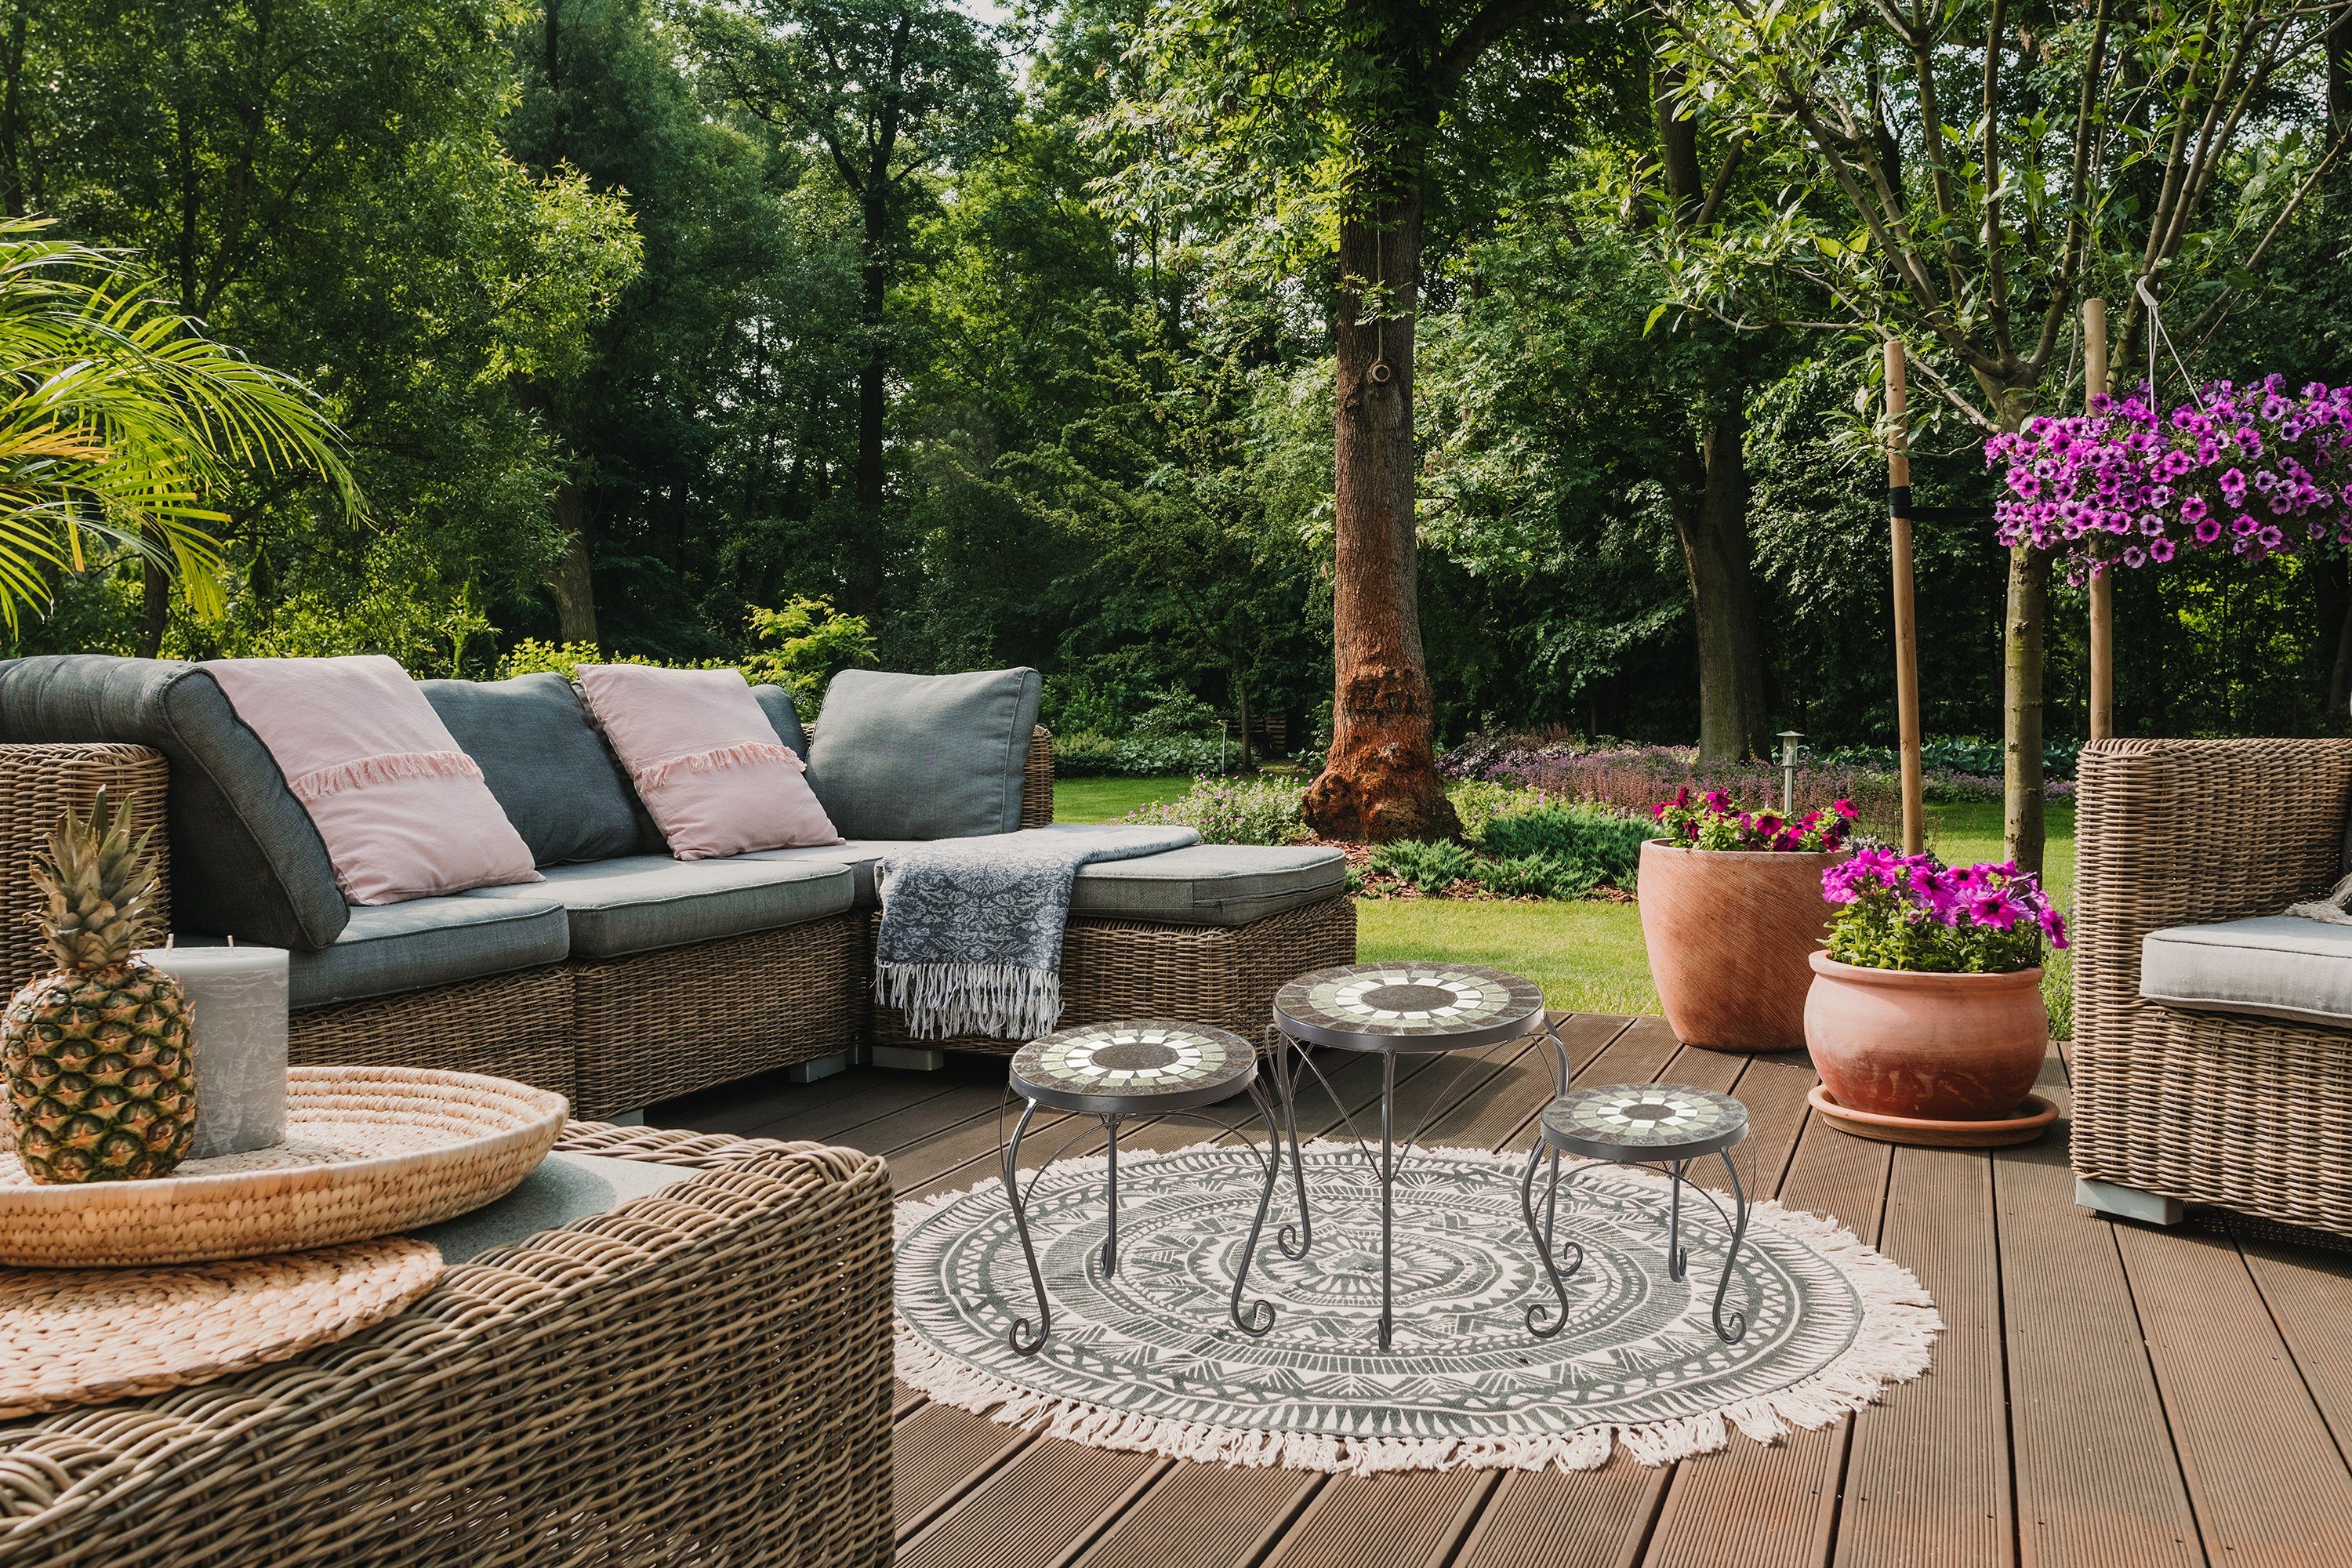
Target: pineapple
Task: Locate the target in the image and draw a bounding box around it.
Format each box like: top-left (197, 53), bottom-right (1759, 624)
top-left (2, 793), bottom-right (193, 1182)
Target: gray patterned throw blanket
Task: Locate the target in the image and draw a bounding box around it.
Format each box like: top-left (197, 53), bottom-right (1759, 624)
top-left (874, 824), bottom-right (1201, 1040)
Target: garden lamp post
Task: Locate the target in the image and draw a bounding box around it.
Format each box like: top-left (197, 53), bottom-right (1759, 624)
top-left (1777, 731), bottom-right (1802, 816)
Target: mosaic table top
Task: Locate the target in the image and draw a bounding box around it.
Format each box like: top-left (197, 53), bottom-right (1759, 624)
top-left (1540, 1084), bottom-right (1751, 1161)
top-left (1010, 1020), bottom-right (1258, 1113)
top-left (1273, 964), bottom-right (1547, 1052)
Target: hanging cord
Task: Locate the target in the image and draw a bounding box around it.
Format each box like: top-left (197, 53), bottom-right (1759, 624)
top-left (2136, 275), bottom-right (2205, 412)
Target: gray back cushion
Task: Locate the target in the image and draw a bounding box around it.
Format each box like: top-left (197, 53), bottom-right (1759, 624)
top-left (0, 655), bottom-right (348, 949)
top-left (805, 667), bottom-right (1042, 840)
top-left (749, 684), bottom-right (810, 758)
top-left (419, 673), bottom-right (642, 866)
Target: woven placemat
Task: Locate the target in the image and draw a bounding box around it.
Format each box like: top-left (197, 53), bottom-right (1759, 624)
top-left (0, 1237), bottom-right (443, 1417)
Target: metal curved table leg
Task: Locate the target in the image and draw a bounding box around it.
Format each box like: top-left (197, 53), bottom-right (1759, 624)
top-left (1711, 1147), bottom-right (1751, 1344)
top-left (1000, 1098), bottom-right (1051, 1356)
top-left (1272, 1033), bottom-right (1313, 1260)
top-left (1664, 1158), bottom-right (1690, 1283)
top-left (1377, 1051), bottom-right (1397, 1352)
top-left (1522, 1142), bottom-right (1577, 1338)
top-left (1100, 1116), bottom-right (1121, 1279)
top-left (1229, 1076), bottom-right (1283, 1337)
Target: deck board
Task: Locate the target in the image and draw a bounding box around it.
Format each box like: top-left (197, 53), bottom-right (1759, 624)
top-left (655, 1014), bottom-right (2352, 1568)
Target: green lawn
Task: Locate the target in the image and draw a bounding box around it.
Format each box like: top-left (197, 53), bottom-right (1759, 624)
top-left (1052, 774), bottom-right (1196, 822)
top-left (1055, 780), bottom-right (2078, 1022)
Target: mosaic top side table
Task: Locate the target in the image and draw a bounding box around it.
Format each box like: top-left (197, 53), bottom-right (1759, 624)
top-left (1523, 1083), bottom-right (1753, 1344)
top-left (1270, 963), bottom-right (1550, 1350)
top-left (1001, 1019), bottom-right (1284, 1355)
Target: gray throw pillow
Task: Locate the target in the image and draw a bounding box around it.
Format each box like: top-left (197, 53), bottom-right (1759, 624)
top-left (0, 655), bottom-right (349, 949)
top-left (806, 667), bottom-right (1042, 840)
top-left (749, 684), bottom-right (811, 758)
top-left (420, 673), bottom-right (643, 866)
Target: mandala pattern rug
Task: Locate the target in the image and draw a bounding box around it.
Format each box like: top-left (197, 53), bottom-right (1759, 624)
top-left (895, 1142), bottom-right (1940, 1474)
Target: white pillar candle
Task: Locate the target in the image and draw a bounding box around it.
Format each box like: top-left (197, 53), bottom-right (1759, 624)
top-left (136, 944), bottom-right (290, 1160)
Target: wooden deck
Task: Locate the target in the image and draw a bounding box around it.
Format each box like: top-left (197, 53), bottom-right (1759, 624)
top-left (655, 1017), bottom-right (2352, 1568)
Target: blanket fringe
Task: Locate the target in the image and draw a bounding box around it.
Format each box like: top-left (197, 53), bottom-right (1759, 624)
top-left (286, 749), bottom-right (484, 804)
top-left (876, 960), bottom-right (1062, 1040)
top-left (895, 1139), bottom-right (1943, 1476)
top-left (633, 739), bottom-right (802, 790)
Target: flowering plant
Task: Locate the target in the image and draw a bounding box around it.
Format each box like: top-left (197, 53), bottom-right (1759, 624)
top-left (1821, 849), bottom-right (2067, 974)
top-left (1985, 376), bottom-right (2352, 583)
top-left (1653, 786), bottom-right (1857, 851)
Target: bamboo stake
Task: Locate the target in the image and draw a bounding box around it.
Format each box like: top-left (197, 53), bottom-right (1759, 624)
top-left (2085, 297), bottom-right (2114, 742)
top-left (1886, 340), bottom-right (1925, 855)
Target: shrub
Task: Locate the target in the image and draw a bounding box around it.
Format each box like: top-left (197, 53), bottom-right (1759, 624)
top-left (1367, 838), bottom-right (1482, 894)
top-left (1122, 776), bottom-right (1311, 845)
top-left (1473, 851), bottom-right (1600, 900)
top-left (1056, 731), bottom-right (1229, 777)
top-left (1478, 803), bottom-right (1650, 885)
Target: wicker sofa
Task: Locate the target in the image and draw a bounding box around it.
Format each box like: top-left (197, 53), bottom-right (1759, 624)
top-left (0, 1124), bottom-right (895, 1568)
top-left (2071, 737), bottom-right (2352, 1236)
top-left (0, 657), bottom-right (1355, 1120)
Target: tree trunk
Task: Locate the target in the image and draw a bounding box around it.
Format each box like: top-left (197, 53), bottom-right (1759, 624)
top-left (851, 191), bottom-right (889, 613)
top-left (1, 5), bottom-right (27, 219)
top-left (2002, 542), bottom-right (2048, 876)
top-left (1301, 177), bottom-right (1461, 844)
top-left (137, 553), bottom-right (169, 659)
top-left (544, 509), bottom-right (598, 648)
top-left (1671, 401), bottom-right (1768, 760)
top-left (1230, 665), bottom-right (1255, 771)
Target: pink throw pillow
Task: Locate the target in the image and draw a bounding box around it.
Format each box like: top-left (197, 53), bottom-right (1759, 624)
top-left (201, 655), bottom-right (542, 906)
top-left (573, 665), bottom-right (841, 860)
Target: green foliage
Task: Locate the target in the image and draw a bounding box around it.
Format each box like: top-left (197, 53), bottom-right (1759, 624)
top-left (1054, 731), bottom-right (1229, 779)
top-left (1366, 839), bottom-right (1483, 896)
top-left (1824, 900), bottom-right (2049, 976)
top-left (743, 597), bottom-right (878, 712)
top-left (1472, 852), bottom-right (1601, 902)
top-left (1476, 806), bottom-right (1649, 889)
top-left (1120, 776), bottom-right (1311, 846)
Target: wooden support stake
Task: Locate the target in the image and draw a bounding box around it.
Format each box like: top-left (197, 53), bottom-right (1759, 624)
top-left (2085, 297), bottom-right (2114, 742)
top-left (1886, 340), bottom-right (1926, 855)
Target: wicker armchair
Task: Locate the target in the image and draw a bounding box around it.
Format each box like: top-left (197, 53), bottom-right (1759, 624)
top-left (2071, 737), bottom-right (2352, 1236)
top-left (0, 1125), bottom-right (894, 1568)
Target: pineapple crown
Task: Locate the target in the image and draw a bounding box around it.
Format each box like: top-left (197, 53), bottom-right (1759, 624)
top-left (28, 790), bottom-right (163, 973)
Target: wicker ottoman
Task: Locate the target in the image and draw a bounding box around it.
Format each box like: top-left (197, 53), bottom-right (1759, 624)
top-left (0, 1125), bottom-right (894, 1568)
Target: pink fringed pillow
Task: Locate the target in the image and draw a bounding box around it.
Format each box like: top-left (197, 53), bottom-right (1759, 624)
top-left (573, 665), bottom-right (841, 860)
top-left (201, 655), bottom-right (542, 906)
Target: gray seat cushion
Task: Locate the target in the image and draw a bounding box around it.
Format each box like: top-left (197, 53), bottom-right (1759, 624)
top-left (460, 855), bottom-right (853, 960)
top-left (0, 655), bottom-right (348, 949)
top-left (420, 673), bottom-right (641, 866)
top-left (805, 667), bottom-right (1041, 840)
top-left (742, 840), bottom-right (919, 909)
top-left (2141, 916), bottom-right (2352, 1027)
top-left (182, 893), bottom-right (571, 1010)
top-left (747, 837), bottom-right (1344, 926)
top-left (1072, 844), bottom-right (1347, 927)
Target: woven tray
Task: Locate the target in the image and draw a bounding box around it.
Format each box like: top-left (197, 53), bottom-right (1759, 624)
top-left (0, 1237), bottom-right (442, 1417)
top-left (0, 1066), bottom-right (567, 1266)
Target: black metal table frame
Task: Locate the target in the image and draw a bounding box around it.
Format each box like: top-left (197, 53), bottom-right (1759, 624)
top-left (1261, 1006), bottom-right (1554, 1351)
top-left (1519, 1041), bottom-right (1754, 1345)
top-left (996, 1062), bottom-right (1287, 1356)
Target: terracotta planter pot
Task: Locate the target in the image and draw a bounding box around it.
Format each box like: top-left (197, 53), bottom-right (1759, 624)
top-left (1639, 840), bottom-right (1845, 1053)
top-left (1802, 952), bottom-right (2048, 1120)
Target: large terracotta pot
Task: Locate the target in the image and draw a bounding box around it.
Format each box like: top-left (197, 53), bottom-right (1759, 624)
top-left (1639, 840), bottom-right (1845, 1052)
top-left (1802, 952), bottom-right (2047, 1119)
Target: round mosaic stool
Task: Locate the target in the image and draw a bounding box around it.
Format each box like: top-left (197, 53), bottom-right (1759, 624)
top-left (1523, 1083), bottom-right (1753, 1344)
top-left (1000, 1020), bottom-right (1284, 1356)
top-left (1270, 963), bottom-right (1551, 1350)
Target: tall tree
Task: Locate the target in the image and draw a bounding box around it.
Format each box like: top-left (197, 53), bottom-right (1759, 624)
top-left (1664, 0), bottom-right (2346, 870)
top-left (685, 0), bottom-right (1011, 613)
top-left (1109, 0), bottom-right (1580, 840)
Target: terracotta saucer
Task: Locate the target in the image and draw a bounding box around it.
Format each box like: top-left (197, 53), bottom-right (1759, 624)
top-left (1806, 1083), bottom-right (2060, 1148)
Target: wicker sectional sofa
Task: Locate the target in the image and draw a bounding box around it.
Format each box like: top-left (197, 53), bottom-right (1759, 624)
top-left (0, 656), bottom-right (1355, 1120)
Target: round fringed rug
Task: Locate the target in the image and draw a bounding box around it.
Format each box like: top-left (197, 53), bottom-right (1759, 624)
top-left (895, 1142), bottom-right (1939, 1474)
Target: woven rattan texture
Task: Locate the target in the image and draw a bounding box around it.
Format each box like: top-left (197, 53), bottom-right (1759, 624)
top-left (0, 1123), bottom-right (894, 1568)
top-left (0, 1238), bottom-right (442, 1417)
top-left (2072, 737), bottom-right (2352, 1236)
top-left (568, 914), bottom-right (862, 1119)
top-left (870, 894), bottom-right (1359, 1056)
top-left (288, 964), bottom-right (577, 1102)
top-left (1019, 725), bottom-right (1053, 829)
top-left (0, 746), bottom-right (170, 994)
top-left (0, 1067), bottom-right (565, 1266)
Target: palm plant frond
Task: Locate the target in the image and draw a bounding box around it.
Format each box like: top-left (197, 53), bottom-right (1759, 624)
top-left (0, 215), bottom-right (362, 634)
